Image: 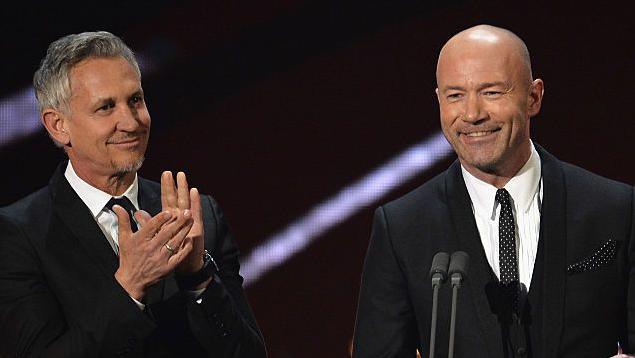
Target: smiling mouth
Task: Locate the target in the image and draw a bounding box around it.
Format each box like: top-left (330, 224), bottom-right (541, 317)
top-left (462, 129), bottom-right (500, 137)
top-left (108, 134), bottom-right (146, 145)
top-left (109, 139), bottom-right (139, 145)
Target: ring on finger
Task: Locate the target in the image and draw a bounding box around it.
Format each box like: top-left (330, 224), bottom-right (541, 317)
top-left (165, 243), bottom-right (176, 255)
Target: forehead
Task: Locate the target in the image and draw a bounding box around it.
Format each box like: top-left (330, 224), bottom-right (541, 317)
top-left (436, 43), bottom-right (520, 88)
top-left (69, 57), bottom-right (141, 101)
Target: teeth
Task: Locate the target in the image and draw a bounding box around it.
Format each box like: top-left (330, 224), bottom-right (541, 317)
top-left (465, 131), bottom-right (493, 137)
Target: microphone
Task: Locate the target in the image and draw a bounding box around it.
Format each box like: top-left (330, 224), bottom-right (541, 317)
top-left (430, 252), bottom-right (450, 284)
top-left (448, 251), bottom-right (469, 358)
top-left (428, 252), bottom-right (449, 358)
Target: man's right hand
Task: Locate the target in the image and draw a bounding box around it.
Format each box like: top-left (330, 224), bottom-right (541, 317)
top-left (113, 206), bottom-right (194, 301)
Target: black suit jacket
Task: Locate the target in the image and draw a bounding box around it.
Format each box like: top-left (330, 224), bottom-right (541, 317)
top-left (0, 163), bottom-right (266, 357)
top-left (353, 146), bottom-right (635, 357)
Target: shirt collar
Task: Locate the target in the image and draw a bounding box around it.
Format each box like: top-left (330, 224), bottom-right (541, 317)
top-left (64, 161), bottom-right (140, 218)
top-left (461, 142), bottom-right (542, 218)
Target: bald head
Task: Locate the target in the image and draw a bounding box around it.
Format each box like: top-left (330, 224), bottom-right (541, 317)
top-left (436, 25), bottom-right (533, 86)
top-left (434, 24), bottom-right (544, 186)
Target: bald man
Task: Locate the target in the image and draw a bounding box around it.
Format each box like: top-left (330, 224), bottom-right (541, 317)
top-left (353, 25), bottom-right (635, 358)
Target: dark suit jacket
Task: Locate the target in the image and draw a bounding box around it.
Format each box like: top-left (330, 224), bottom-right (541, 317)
top-left (0, 163), bottom-right (266, 357)
top-left (353, 145), bottom-right (635, 357)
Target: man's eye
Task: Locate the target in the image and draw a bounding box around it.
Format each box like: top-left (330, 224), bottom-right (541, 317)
top-left (447, 93), bottom-right (463, 100)
top-left (129, 95), bottom-right (144, 106)
top-left (483, 91), bottom-right (502, 97)
top-left (98, 103), bottom-right (115, 111)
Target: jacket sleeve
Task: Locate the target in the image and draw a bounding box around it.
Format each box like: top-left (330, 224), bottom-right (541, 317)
top-left (353, 206), bottom-right (418, 357)
top-left (0, 213), bottom-right (158, 358)
top-left (182, 195), bottom-right (266, 357)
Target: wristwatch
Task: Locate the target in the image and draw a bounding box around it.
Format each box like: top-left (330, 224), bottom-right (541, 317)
top-left (176, 250), bottom-right (219, 290)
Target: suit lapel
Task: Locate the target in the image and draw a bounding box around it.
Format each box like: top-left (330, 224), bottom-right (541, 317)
top-left (50, 163), bottom-right (119, 277)
top-left (444, 161), bottom-right (502, 356)
top-left (138, 178), bottom-right (162, 216)
top-left (535, 145), bottom-right (566, 358)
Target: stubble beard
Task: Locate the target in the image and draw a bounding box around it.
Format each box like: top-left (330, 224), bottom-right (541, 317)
top-left (456, 141), bottom-right (505, 176)
top-left (112, 155), bottom-right (145, 178)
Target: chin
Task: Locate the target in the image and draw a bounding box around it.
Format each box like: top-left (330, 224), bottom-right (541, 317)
top-left (112, 156), bottom-right (145, 176)
top-left (473, 162), bottom-right (499, 174)
top-left (464, 154), bottom-right (501, 174)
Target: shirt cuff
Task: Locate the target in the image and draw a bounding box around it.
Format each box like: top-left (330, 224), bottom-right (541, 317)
top-left (130, 295), bottom-right (146, 310)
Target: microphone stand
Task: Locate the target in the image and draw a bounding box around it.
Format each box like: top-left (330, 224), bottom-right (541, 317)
top-left (448, 251), bottom-right (469, 358)
top-left (448, 274), bottom-right (461, 358)
top-left (428, 252), bottom-right (449, 358)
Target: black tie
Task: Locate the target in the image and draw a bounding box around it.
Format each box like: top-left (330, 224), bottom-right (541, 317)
top-left (105, 196), bottom-right (138, 233)
top-left (495, 188), bottom-right (519, 310)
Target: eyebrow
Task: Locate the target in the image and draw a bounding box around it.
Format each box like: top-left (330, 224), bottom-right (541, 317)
top-left (129, 89), bottom-right (144, 98)
top-left (441, 81), bottom-right (508, 93)
top-left (93, 97), bottom-right (115, 107)
top-left (92, 88), bottom-right (144, 105)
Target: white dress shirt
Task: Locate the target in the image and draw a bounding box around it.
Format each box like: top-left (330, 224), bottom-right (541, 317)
top-left (461, 143), bottom-right (543, 290)
top-left (65, 162), bottom-right (140, 255)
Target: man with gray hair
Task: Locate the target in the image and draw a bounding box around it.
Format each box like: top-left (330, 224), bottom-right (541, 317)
top-left (0, 31), bottom-right (266, 357)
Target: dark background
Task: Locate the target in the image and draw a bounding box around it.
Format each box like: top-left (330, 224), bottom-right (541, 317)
top-left (1, 1), bottom-right (633, 356)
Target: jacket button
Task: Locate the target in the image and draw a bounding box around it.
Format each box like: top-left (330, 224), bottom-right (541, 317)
top-left (516, 347), bottom-right (526, 356)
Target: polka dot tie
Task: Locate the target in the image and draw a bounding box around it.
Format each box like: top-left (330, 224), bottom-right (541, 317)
top-left (495, 189), bottom-right (519, 311)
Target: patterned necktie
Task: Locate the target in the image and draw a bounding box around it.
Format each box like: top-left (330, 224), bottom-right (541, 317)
top-left (495, 188), bottom-right (519, 310)
top-left (105, 196), bottom-right (138, 233)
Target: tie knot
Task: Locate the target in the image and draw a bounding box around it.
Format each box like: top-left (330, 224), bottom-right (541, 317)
top-left (495, 188), bottom-right (511, 205)
top-left (105, 196), bottom-right (136, 213)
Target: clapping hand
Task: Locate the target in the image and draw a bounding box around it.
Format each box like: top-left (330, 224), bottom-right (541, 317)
top-left (160, 171), bottom-right (206, 275)
top-left (113, 206), bottom-right (194, 301)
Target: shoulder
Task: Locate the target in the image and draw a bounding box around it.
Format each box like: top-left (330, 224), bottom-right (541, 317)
top-left (379, 166), bottom-right (451, 227)
top-left (560, 161), bottom-right (632, 195)
top-left (560, 162), bottom-right (634, 222)
top-left (540, 148), bottom-right (633, 219)
top-left (0, 186), bottom-right (53, 252)
top-left (0, 186), bottom-right (52, 227)
top-left (538, 144), bottom-right (632, 199)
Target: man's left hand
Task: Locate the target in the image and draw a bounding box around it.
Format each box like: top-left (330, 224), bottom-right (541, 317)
top-left (161, 171), bottom-right (206, 274)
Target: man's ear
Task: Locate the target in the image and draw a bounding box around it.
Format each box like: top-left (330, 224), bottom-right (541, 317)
top-left (41, 109), bottom-right (70, 146)
top-left (527, 79), bottom-right (544, 117)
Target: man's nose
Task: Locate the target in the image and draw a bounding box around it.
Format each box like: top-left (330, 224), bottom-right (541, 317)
top-left (462, 94), bottom-right (485, 123)
top-left (116, 106), bottom-right (140, 131)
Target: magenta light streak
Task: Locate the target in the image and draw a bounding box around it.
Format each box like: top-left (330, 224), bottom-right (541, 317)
top-left (240, 132), bottom-right (453, 286)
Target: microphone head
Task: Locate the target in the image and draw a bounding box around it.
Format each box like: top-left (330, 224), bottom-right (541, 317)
top-left (449, 251), bottom-right (470, 279)
top-left (429, 252), bottom-right (450, 281)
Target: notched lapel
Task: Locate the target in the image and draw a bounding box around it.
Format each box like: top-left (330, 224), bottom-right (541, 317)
top-left (445, 161), bottom-right (502, 357)
top-left (535, 145), bottom-right (567, 358)
top-left (50, 165), bottom-right (119, 277)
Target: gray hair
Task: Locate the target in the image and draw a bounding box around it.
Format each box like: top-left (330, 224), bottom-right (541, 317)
top-left (33, 31), bottom-right (140, 114)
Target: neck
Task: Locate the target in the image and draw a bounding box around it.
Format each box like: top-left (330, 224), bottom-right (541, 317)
top-left (70, 162), bottom-right (136, 196)
top-left (463, 167), bottom-right (515, 189)
top-left (461, 142), bottom-right (532, 189)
